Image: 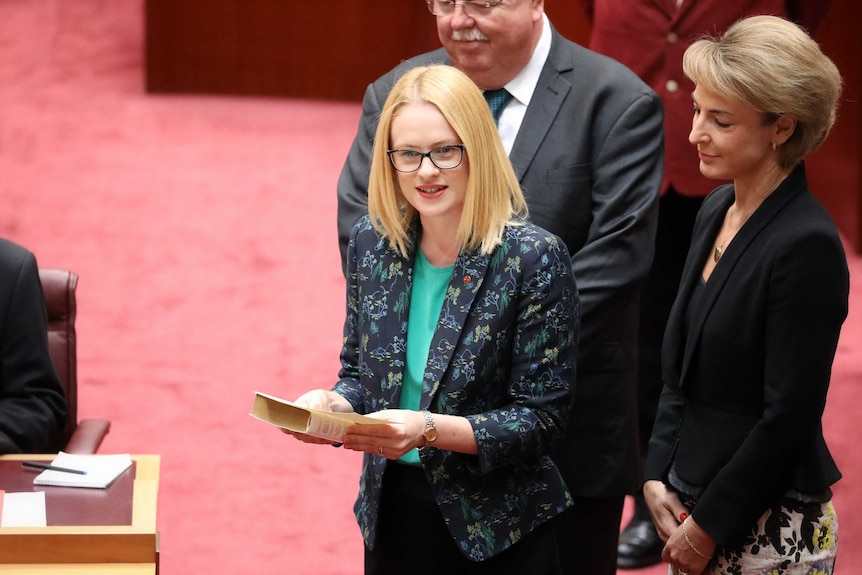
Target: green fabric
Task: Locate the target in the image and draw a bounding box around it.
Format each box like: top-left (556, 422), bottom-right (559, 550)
top-left (398, 249), bottom-right (453, 465)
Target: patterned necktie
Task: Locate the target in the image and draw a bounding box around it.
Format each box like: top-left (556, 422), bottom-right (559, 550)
top-left (483, 88), bottom-right (513, 125)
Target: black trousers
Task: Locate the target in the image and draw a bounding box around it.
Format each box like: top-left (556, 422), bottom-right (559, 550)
top-left (365, 462), bottom-right (562, 575)
top-left (555, 495), bottom-right (626, 575)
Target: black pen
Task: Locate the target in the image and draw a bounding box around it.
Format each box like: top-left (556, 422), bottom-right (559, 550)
top-left (22, 461), bottom-right (87, 475)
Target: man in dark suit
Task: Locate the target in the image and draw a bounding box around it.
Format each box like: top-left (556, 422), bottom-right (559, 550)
top-left (0, 238), bottom-right (67, 454)
top-left (578, 1), bottom-right (836, 567)
top-left (336, 2), bottom-right (663, 573)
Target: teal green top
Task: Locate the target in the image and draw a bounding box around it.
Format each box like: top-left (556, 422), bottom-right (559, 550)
top-left (398, 249), bottom-right (453, 465)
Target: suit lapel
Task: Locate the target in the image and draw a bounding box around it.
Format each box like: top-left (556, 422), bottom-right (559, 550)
top-left (508, 29), bottom-right (571, 182)
top-left (421, 249), bottom-right (489, 407)
top-left (372, 246), bottom-right (415, 410)
top-left (651, 0), bottom-right (678, 19)
top-left (669, 0), bottom-right (689, 25)
top-left (678, 167), bottom-right (808, 386)
top-left (671, 188), bottom-right (731, 386)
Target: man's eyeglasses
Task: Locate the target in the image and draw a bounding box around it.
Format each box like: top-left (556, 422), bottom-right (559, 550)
top-left (387, 145), bottom-right (466, 173)
top-left (426, 0), bottom-right (505, 18)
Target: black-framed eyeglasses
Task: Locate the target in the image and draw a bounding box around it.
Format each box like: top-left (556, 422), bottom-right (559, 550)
top-left (386, 145), bottom-right (466, 173)
top-left (426, 0), bottom-right (505, 18)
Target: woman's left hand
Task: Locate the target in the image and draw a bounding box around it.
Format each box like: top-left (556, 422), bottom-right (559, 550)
top-left (341, 409), bottom-right (425, 459)
top-left (663, 516), bottom-right (716, 575)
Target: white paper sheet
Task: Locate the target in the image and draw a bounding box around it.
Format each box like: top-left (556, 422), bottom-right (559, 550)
top-left (0, 490), bottom-right (47, 527)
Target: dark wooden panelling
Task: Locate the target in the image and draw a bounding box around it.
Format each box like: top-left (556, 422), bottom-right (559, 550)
top-left (145, 0), bottom-right (440, 101)
top-left (144, 1), bottom-right (590, 101)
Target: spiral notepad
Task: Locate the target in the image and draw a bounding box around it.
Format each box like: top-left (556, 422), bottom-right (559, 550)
top-left (33, 452), bottom-right (132, 489)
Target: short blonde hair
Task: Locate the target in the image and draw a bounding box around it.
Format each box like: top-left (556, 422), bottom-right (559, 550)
top-left (683, 15), bottom-right (842, 168)
top-left (367, 65), bottom-right (527, 258)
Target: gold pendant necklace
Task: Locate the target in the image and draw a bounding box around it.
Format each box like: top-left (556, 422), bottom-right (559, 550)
top-left (713, 243), bottom-right (724, 262)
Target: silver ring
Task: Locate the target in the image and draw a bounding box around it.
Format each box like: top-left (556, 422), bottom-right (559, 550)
top-left (378, 446), bottom-right (384, 456)
top-left (679, 571), bottom-right (688, 575)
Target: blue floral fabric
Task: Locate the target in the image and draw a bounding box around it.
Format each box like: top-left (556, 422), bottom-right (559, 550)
top-left (333, 215), bottom-right (579, 561)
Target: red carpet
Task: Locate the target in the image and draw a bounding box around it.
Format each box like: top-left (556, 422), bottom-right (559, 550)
top-left (1, 2), bottom-right (859, 574)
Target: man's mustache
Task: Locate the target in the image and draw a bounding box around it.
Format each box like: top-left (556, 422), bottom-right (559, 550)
top-left (451, 28), bottom-right (488, 41)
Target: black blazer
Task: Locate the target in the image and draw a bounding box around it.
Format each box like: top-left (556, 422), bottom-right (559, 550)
top-left (0, 238), bottom-right (67, 454)
top-left (645, 164), bottom-right (849, 546)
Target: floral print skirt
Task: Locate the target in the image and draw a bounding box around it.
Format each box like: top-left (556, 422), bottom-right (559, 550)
top-left (672, 498), bottom-right (838, 575)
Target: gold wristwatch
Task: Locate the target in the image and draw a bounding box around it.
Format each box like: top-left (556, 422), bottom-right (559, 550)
top-left (418, 410), bottom-right (437, 450)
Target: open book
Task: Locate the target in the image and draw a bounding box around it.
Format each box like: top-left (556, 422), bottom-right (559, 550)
top-left (250, 391), bottom-right (379, 442)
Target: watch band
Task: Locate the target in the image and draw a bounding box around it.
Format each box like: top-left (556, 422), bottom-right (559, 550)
top-left (418, 410), bottom-right (437, 450)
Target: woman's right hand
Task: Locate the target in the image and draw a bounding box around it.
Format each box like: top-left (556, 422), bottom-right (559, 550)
top-left (643, 480), bottom-right (687, 542)
top-left (281, 389), bottom-right (352, 445)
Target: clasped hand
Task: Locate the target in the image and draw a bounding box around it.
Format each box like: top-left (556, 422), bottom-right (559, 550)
top-left (643, 480), bottom-right (716, 575)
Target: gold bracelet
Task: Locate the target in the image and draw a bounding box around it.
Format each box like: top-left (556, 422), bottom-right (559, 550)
top-left (681, 517), bottom-right (711, 559)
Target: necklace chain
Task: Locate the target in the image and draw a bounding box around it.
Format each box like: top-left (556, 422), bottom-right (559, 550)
top-left (712, 173), bottom-right (788, 264)
top-left (713, 204), bottom-right (756, 263)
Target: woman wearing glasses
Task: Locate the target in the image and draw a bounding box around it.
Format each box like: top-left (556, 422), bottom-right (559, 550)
top-left (288, 64), bottom-right (578, 574)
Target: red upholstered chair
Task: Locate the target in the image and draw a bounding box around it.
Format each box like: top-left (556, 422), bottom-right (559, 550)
top-left (39, 268), bottom-right (110, 454)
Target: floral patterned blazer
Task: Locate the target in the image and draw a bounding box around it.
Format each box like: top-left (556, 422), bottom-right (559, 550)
top-left (333, 216), bottom-right (580, 561)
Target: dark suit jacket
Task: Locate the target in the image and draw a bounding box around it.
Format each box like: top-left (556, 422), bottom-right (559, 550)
top-left (0, 238), bottom-right (67, 454)
top-left (334, 217), bottom-right (579, 560)
top-left (337, 24), bottom-right (663, 497)
top-left (645, 165), bottom-right (849, 546)
top-left (580, 0), bottom-right (836, 198)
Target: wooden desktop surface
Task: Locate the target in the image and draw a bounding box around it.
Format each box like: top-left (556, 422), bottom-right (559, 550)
top-left (0, 454), bottom-right (159, 569)
top-left (0, 565), bottom-right (155, 574)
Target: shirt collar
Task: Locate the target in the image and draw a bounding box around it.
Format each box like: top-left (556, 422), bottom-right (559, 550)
top-left (503, 13), bottom-right (551, 108)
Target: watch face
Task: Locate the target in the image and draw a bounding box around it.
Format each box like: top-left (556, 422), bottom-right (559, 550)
top-left (425, 428), bottom-right (438, 443)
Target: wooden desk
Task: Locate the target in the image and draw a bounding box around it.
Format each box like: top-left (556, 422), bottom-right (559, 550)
top-left (0, 454), bottom-right (159, 572)
top-left (0, 565), bottom-right (154, 574)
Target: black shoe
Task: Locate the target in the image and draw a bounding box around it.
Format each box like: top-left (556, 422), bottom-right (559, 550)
top-left (616, 517), bottom-right (663, 569)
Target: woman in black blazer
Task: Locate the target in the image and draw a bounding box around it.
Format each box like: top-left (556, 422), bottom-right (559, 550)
top-left (643, 16), bottom-right (849, 575)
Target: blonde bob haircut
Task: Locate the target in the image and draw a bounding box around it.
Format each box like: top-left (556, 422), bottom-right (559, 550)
top-left (683, 15), bottom-right (842, 169)
top-left (367, 64), bottom-right (527, 258)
